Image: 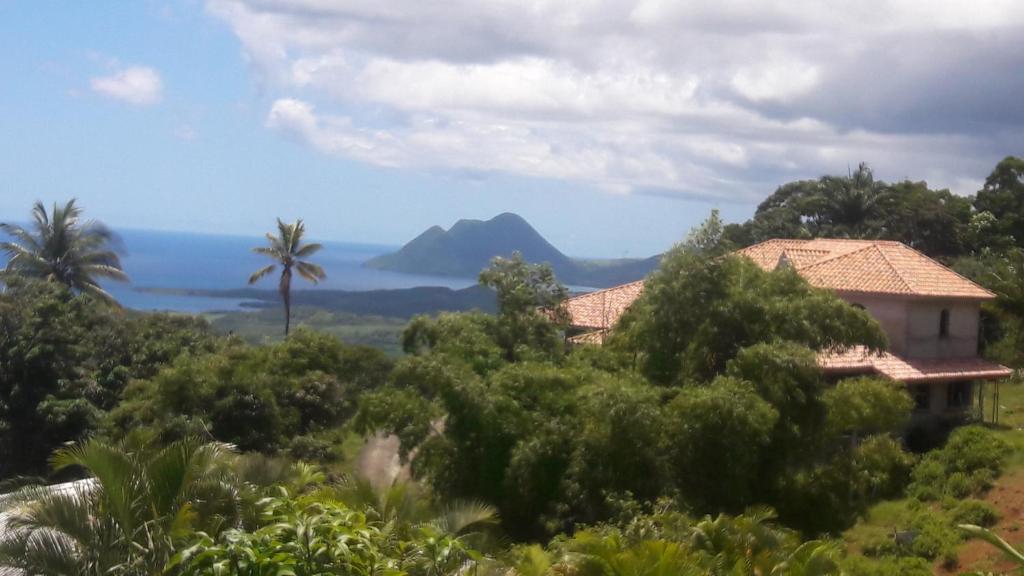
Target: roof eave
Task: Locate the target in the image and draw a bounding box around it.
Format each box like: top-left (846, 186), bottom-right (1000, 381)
top-left (831, 289), bottom-right (996, 301)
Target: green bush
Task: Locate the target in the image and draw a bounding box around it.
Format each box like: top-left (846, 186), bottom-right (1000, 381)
top-left (288, 434), bottom-right (338, 462)
top-left (970, 468), bottom-right (997, 494)
top-left (951, 499), bottom-right (1000, 528)
top-left (908, 426), bottom-right (1009, 501)
top-left (907, 458), bottom-right (944, 500)
top-left (938, 426), bottom-right (1010, 475)
top-left (945, 471), bottom-right (972, 498)
top-left (860, 527), bottom-right (899, 558)
top-left (841, 555), bottom-right (934, 576)
top-left (108, 330), bottom-right (391, 456)
top-left (909, 512), bottom-right (959, 563)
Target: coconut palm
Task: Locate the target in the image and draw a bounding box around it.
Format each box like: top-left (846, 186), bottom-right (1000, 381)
top-left (0, 199), bottom-right (127, 304)
top-left (248, 218), bottom-right (325, 335)
top-left (0, 437), bottom-right (241, 576)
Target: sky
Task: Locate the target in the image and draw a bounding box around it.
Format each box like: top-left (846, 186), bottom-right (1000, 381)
top-left (1, 1), bottom-right (1022, 258)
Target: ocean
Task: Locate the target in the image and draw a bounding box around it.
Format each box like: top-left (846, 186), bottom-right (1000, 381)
top-left (91, 229), bottom-right (476, 313)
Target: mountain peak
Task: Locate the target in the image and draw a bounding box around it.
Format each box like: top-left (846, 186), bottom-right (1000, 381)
top-left (365, 213), bottom-right (660, 287)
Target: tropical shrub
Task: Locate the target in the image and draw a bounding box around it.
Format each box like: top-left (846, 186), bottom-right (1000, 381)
top-left (109, 329), bottom-right (393, 455)
top-left (0, 438), bottom-right (241, 575)
top-left (908, 426), bottom-right (1008, 501)
top-left (171, 495), bottom-right (487, 576)
top-left (951, 499), bottom-right (1000, 528)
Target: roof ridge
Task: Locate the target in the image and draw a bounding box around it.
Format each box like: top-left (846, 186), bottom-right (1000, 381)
top-left (873, 243), bottom-right (915, 294)
top-left (889, 243), bottom-right (997, 298)
top-left (795, 242), bottom-right (877, 272)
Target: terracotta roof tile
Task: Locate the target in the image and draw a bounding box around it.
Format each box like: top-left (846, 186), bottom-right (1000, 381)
top-left (564, 280), bottom-right (644, 330)
top-left (778, 248), bottom-right (831, 269)
top-left (565, 238), bottom-right (995, 333)
top-left (736, 239), bottom-right (994, 299)
top-left (817, 346), bottom-right (1013, 382)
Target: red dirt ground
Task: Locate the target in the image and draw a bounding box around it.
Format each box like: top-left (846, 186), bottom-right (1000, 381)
top-left (938, 468), bottom-right (1024, 574)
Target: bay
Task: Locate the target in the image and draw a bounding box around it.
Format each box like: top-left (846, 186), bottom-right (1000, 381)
top-left (98, 229), bottom-right (476, 312)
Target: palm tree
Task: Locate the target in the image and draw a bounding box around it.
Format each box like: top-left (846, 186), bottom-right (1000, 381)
top-left (818, 163), bottom-right (885, 236)
top-left (0, 437), bottom-right (241, 576)
top-left (0, 199), bottom-right (128, 304)
top-left (248, 218), bottom-right (325, 336)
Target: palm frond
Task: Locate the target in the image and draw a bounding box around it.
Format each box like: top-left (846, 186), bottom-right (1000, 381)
top-left (77, 281), bottom-right (121, 307)
top-left (293, 242), bottom-right (323, 258)
top-left (295, 261), bottom-right (326, 284)
top-left (431, 500), bottom-right (499, 536)
top-left (50, 440), bottom-right (143, 536)
top-left (248, 264), bottom-right (277, 285)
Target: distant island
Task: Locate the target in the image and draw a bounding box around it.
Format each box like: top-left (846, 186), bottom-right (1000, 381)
top-left (364, 212), bottom-right (660, 288)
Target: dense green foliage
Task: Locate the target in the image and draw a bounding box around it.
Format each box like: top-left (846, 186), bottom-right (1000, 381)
top-left (722, 163), bottom-right (976, 257)
top-left (172, 494), bottom-right (486, 576)
top-left (359, 249), bottom-right (913, 539)
top-left (610, 247), bottom-right (887, 384)
top-left (906, 425), bottom-right (1009, 501)
top-left (0, 279), bottom-right (214, 477)
top-left (110, 329), bottom-right (392, 456)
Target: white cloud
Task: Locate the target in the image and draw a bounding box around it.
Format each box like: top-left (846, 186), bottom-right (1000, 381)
top-left (208, 0), bottom-right (1024, 198)
top-left (90, 66), bottom-right (163, 106)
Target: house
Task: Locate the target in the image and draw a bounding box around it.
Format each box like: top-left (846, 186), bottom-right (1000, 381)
top-left (564, 238), bottom-right (1012, 423)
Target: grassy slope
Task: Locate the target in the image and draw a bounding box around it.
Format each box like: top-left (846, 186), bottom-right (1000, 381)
top-left (843, 380), bottom-right (1024, 573)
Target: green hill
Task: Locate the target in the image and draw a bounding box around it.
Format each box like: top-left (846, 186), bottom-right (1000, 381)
top-left (364, 213), bottom-right (659, 287)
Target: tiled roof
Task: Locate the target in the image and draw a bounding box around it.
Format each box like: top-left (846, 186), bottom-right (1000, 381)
top-left (818, 346), bottom-right (1013, 383)
top-left (563, 280), bottom-right (645, 330)
top-left (736, 239), bottom-right (994, 299)
top-left (564, 238), bottom-right (994, 333)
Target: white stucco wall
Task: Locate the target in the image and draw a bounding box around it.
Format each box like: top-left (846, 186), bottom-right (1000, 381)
top-left (836, 293), bottom-right (980, 359)
top-left (906, 300), bottom-right (979, 359)
top-left (838, 294), bottom-right (909, 355)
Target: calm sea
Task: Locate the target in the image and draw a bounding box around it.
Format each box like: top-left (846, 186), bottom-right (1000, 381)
top-left (90, 229), bottom-right (476, 313)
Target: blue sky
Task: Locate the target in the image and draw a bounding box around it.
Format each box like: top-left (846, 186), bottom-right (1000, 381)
top-left (2, 1), bottom-right (1022, 257)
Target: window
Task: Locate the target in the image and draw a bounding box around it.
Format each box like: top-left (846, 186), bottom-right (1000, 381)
top-left (939, 309), bottom-right (950, 339)
top-left (947, 381), bottom-right (972, 409)
top-left (910, 385), bottom-right (930, 411)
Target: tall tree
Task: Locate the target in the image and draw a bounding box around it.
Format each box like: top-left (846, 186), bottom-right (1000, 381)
top-left (610, 248), bottom-right (887, 385)
top-left (0, 199), bottom-right (127, 304)
top-left (248, 219), bottom-right (325, 336)
top-left (818, 162), bottom-right (885, 235)
top-left (478, 252), bottom-right (569, 362)
top-left (973, 156), bottom-right (1024, 248)
top-left (722, 163), bottom-right (975, 257)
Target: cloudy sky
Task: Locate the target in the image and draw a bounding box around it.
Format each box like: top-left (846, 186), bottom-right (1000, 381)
top-left (2, 1), bottom-right (1022, 256)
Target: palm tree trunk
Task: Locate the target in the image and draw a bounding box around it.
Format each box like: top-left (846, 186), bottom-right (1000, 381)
top-left (284, 290), bottom-right (291, 336)
top-left (281, 268), bottom-right (293, 336)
